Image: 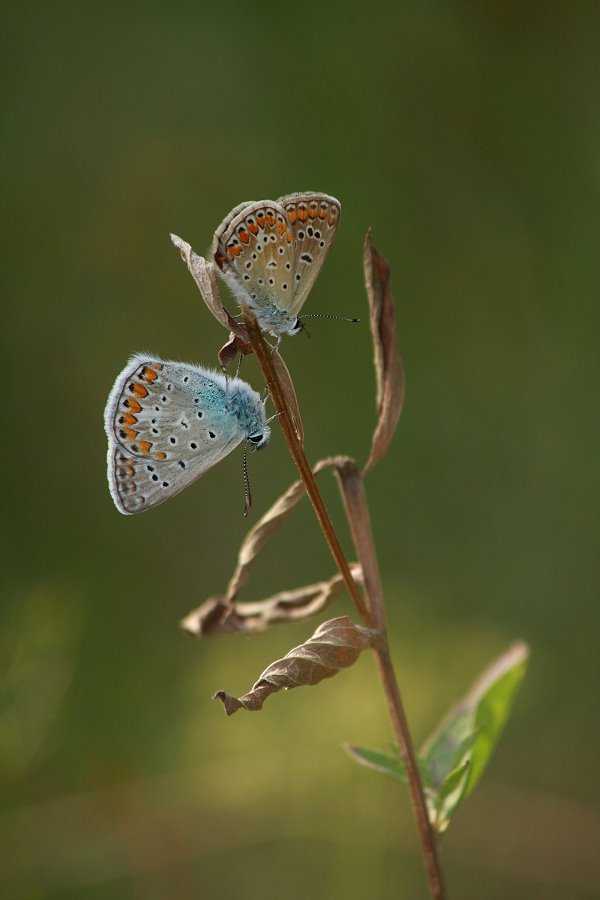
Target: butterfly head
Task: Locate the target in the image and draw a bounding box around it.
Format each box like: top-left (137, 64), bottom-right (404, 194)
top-left (247, 424), bottom-right (271, 450)
top-left (287, 316), bottom-right (305, 336)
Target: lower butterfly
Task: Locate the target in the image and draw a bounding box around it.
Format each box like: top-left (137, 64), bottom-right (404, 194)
top-left (104, 354), bottom-right (270, 515)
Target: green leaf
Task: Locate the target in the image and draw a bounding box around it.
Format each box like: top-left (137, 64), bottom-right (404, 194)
top-left (421, 641), bottom-right (529, 830)
top-left (422, 725), bottom-right (478, 789)
top-left (462, 641), bottom-right (530, 797)
top-left (431, 758), bottom-right (471, 833)
top-left (343, 744), bottom-right (434, 789)
top-left (343, 642), bottom-right (529, 835)
top-left (343, 744), bottom-right (408, 783)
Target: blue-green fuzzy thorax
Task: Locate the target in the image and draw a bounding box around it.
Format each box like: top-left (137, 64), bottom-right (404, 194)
top-left (225, 384), bottom-right (264, 434)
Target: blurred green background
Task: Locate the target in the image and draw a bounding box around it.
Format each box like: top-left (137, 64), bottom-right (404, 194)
top-left (2, 2), bottom-right (599, 897)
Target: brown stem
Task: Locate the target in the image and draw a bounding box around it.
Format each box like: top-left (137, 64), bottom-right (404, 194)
top-left (333, 457), bottom-right (446, 899)
top-left (374, 644), bottom-right (446, 899)
top-left (242, 307), bottom-right (370, 624)
top-left (242, 308), bottom-right (446, 897)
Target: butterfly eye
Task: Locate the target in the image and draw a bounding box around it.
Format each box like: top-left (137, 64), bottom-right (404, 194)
top-left (249, 434), bottom-right (263, 444)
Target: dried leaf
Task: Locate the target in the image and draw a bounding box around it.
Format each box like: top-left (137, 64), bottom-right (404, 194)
top-left (170, 234), bottom-right (228, 329)
top-left (170, 234), bottom-right (253, 360)
top-left (331, 456), bottom-right (382, 627)
top-left (180, 597), bottom-right (234, 636)
top-left (363, 231), bottom-right (405, 473)
top-left (225, 457), bottom-right (337, 603)
top-left (271, 349), bottom-right (304, 443)
top-left (218, 336), bottom-right (244, 370)
top-left (214, 616), bottom-right (376, 715)
top-left (217, 331), bottom-right (253, 370)
top-left (180, 564), bottom-right (363, 636)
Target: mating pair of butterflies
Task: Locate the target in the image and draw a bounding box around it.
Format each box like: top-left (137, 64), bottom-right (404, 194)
top-left (104, 191), bottom-right (341, 515)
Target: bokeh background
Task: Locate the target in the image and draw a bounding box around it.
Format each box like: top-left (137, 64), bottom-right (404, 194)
top-left (2, 3), bottom-right (599, 898)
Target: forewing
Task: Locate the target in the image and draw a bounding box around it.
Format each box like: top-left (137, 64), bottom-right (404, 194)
top-left (277, 192), bottom-right (341, 316)
top-left (104, 356), bottom-right (243, 514)
top-left (212, 199), bottom-right (296, 313)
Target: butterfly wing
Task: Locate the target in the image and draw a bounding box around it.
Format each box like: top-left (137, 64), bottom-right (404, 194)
top-left (277, 192), bottom-right (341, 317)
top-left (212, 199), bottom-right (296, 316)
top-left (104, 356), bottom-right (244, 514)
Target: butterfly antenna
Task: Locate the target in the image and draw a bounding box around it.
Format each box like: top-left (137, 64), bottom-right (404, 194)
top-left (300, 314), bottom-right (360, 323)
top-left (243, 440), bottom-right (252, 517)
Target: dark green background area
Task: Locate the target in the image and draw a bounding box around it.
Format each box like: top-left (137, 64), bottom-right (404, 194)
top-left (2, 3), bottom-right (598, 897)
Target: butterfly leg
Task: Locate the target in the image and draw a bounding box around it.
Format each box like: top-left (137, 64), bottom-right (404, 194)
top-left (233, 351), bottom-right (243, 379)
top-left (265, 410), bottom-right (283, 426)
top-left (261, 381), bottom-right (274, 404)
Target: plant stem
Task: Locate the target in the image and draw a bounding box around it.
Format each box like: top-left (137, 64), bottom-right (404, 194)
top-left (243, 308), bottom-right (446, 898)
top-left (242, 306), bottom-right (370, 624)
top-left (333, 457), bottom-right (447, 899)
top-left (374, 643), bottom-right (447, 899)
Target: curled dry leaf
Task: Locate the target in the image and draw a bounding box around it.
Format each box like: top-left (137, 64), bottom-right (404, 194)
top-left (170, 234), bottom-right (253, 365)
top-left (180, 563), bottom-right (363, 636)
top-left (225, 457), bottom-right (337, 602)
top-left (170, 233), bottom-right (231, 331)
top-left (363, 231), bottom-right (405, 473)
top-left (330, 455), bottom-right (385, 629)
top-left (179, 457), bottom-right (360, 637)
top-left (180, 597), bottom-right (235, 636)
top-left (217, 335), bottom-right (243, 370)
top-left (271, 348), bottom-right (304, 443)
top-left (214, 615), bottom-right (377, 715)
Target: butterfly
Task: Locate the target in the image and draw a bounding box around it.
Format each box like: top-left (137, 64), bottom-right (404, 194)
top-left (212, 191), bottom-right (342, 339)
top-left (104, 354), bottom-right (270, 515)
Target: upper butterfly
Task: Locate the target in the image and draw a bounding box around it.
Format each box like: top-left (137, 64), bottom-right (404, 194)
top-left (212, 191), bottom-right (340, 338)
top-left (104, 354), bottom-right (270, 515)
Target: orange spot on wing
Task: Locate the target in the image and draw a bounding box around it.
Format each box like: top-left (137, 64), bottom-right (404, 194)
top-left (132, 383), bottom-right (148, 398)
top-left (126, 398), bottom-right (142, 413)
top-left (228, 245), bottom-right (241, 260)
top-left (266, 212), bottom-right (275, 226)
top-left (298, 207), bottom-right (308, 221)
top-left (156, 451), bottom-right (167, 461)
top-left (122, 412), bottom-right (137, 426)
top-left (256, 214), bottom-right (266, 229)
top-left (277, 220), bottom-right (286, 234)
top-left (138, 440), bottom-right (152, 454)
top-left (308, 206), bottom-right (318, 218)
top-left (238, 228), bottom-right (249, 243)
top-left (123, 427), bottom-right (138, 441)
top-left (150, 363), bottom-right (163, 371)
top-left (248, 221), bottom-right (258, 235)
top-left (287, 209), bottom-right (297, 224)
top-left (286, 231), bottom-right (292, 242)
top-left (318, 208), bottom-right (327, 219)
top-left (328, 216), bottom-right (334, 225)
top-left (126, 465), bottom-right (134, 477)
top-left (144, 367), bottom-right (158, 383)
